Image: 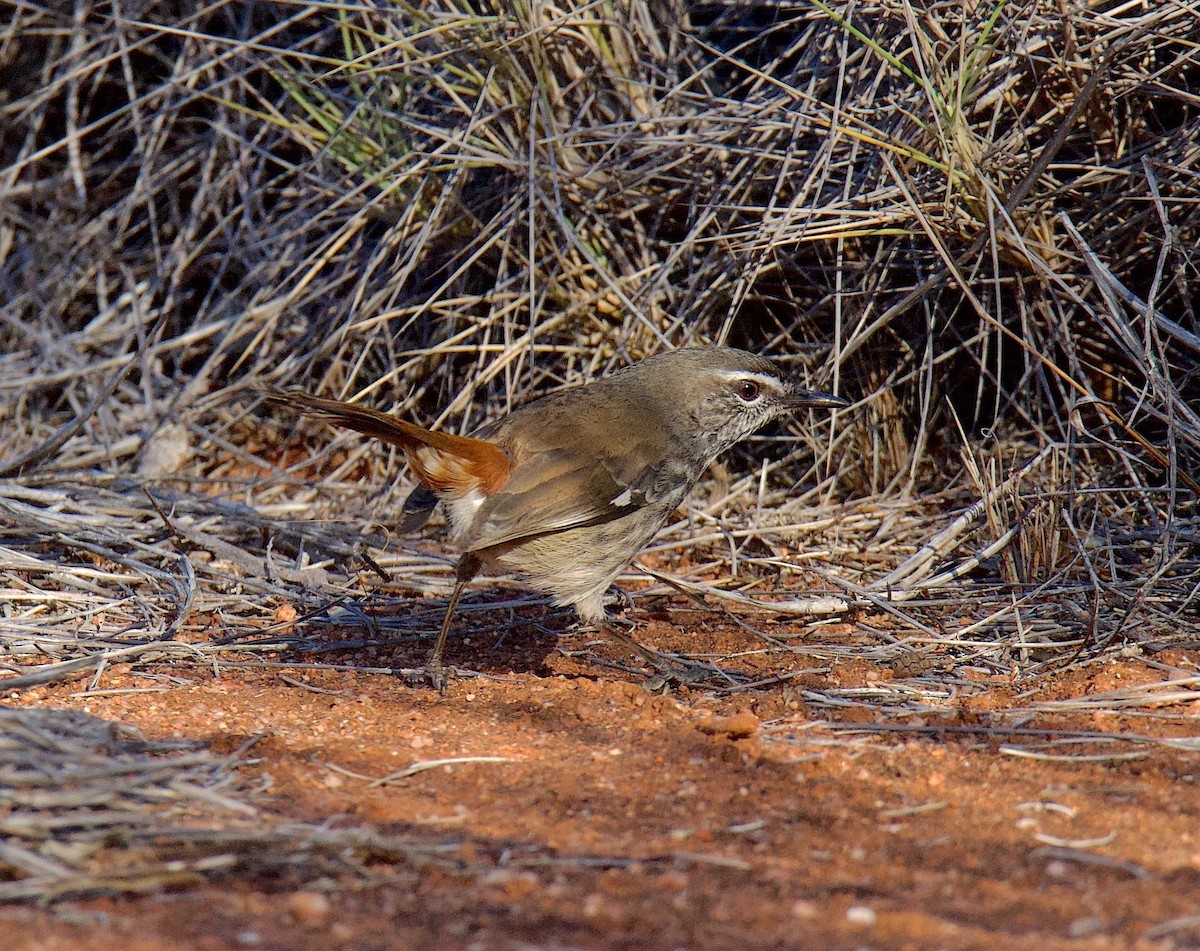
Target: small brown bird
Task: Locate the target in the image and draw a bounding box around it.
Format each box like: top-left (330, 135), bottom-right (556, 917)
top-left (263, 347), bottom-right (845, 685)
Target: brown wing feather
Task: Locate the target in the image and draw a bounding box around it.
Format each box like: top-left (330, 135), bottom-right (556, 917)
top-left (259, 388), bottom-right (512, 495)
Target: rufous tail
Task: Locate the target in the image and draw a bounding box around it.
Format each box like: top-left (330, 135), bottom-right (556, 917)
top-left (260, 388), bottom-right (512, 496)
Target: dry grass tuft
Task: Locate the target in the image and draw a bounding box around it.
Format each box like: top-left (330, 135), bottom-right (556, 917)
top-left (0, 706), bottom-right (489, 900)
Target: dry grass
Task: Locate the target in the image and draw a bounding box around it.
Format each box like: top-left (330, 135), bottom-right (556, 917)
top-left (1, 0), bottom-right (1199, 898)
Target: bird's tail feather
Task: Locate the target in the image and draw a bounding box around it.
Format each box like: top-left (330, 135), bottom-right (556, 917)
top-left (258, 388), bottom-right (512, 496)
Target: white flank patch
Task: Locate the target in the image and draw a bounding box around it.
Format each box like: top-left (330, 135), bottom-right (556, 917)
top-left (446, 489), bottom-right (486, 540)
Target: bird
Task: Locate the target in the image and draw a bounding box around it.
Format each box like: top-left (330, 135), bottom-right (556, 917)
top-left (261, 347), bottom-right (846, 686)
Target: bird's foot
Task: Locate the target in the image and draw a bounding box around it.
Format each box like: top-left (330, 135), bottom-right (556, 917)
top-left (638, 653), bottom-right (735, 694)
top-left (398, 660), bottom-right (456, 691)
top-left (603, 586), bottom-right (637, 618)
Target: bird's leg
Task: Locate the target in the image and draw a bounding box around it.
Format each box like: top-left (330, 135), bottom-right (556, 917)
top-left (405, 552), bottom-right (480, 690)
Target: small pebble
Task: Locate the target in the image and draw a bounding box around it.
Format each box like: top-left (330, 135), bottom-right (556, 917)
top-left (288, 891), bottom-right (332, 927)
top-left (845, 905), bottom-right (876, 927)
top-left (138, 422), bottom-right (191, 476)
top-left (696, 709), bottom-right (760, 739)
top-left (1068, 916), bottom-right (1105, 938)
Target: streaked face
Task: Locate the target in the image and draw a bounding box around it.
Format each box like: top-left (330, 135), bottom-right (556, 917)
top-left (693, 353), bottom-right (845, 456)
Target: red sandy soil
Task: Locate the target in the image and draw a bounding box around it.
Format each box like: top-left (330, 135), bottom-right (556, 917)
top-left (4, 611), bottom-right (1200, 950)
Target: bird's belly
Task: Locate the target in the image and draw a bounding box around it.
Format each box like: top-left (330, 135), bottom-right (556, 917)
top-left (476, 508), bottom-right (670, 624)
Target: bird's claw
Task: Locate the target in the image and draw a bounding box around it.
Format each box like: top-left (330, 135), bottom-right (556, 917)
top-left (400, 662), bottom-right (455, 691)
top-left (639, 656), bottom-right (730, 693)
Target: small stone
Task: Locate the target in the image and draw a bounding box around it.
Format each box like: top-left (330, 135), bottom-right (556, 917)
top-left (138, 423), bottom-right (191, 476)
top-left (845, 905), bottom-right (876, 927)
top-left (480, 869), bottom-right (539, 898)
top-left (582, 893), bottom-right (606, 918)
top-left (1068, 917), bottom-right (1105, 938)
top-left (288, 891), bottom-right (332, 927)
top-left (696, 709), bottom-right (760, 739)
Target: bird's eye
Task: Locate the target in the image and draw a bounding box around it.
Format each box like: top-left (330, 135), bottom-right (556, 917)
top-left (735, 380), bottom-right (761, 402)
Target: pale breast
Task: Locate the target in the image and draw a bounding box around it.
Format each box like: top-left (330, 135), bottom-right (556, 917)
top-left (475, 504), bottom-right (677, 624)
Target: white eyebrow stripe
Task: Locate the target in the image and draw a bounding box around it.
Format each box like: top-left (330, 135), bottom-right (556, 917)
top-left (715, 370), bottom-right (782, 387)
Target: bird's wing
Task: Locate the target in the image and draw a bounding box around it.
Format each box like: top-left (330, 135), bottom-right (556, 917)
top-left (456, 439), bottom-right (681, 552)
